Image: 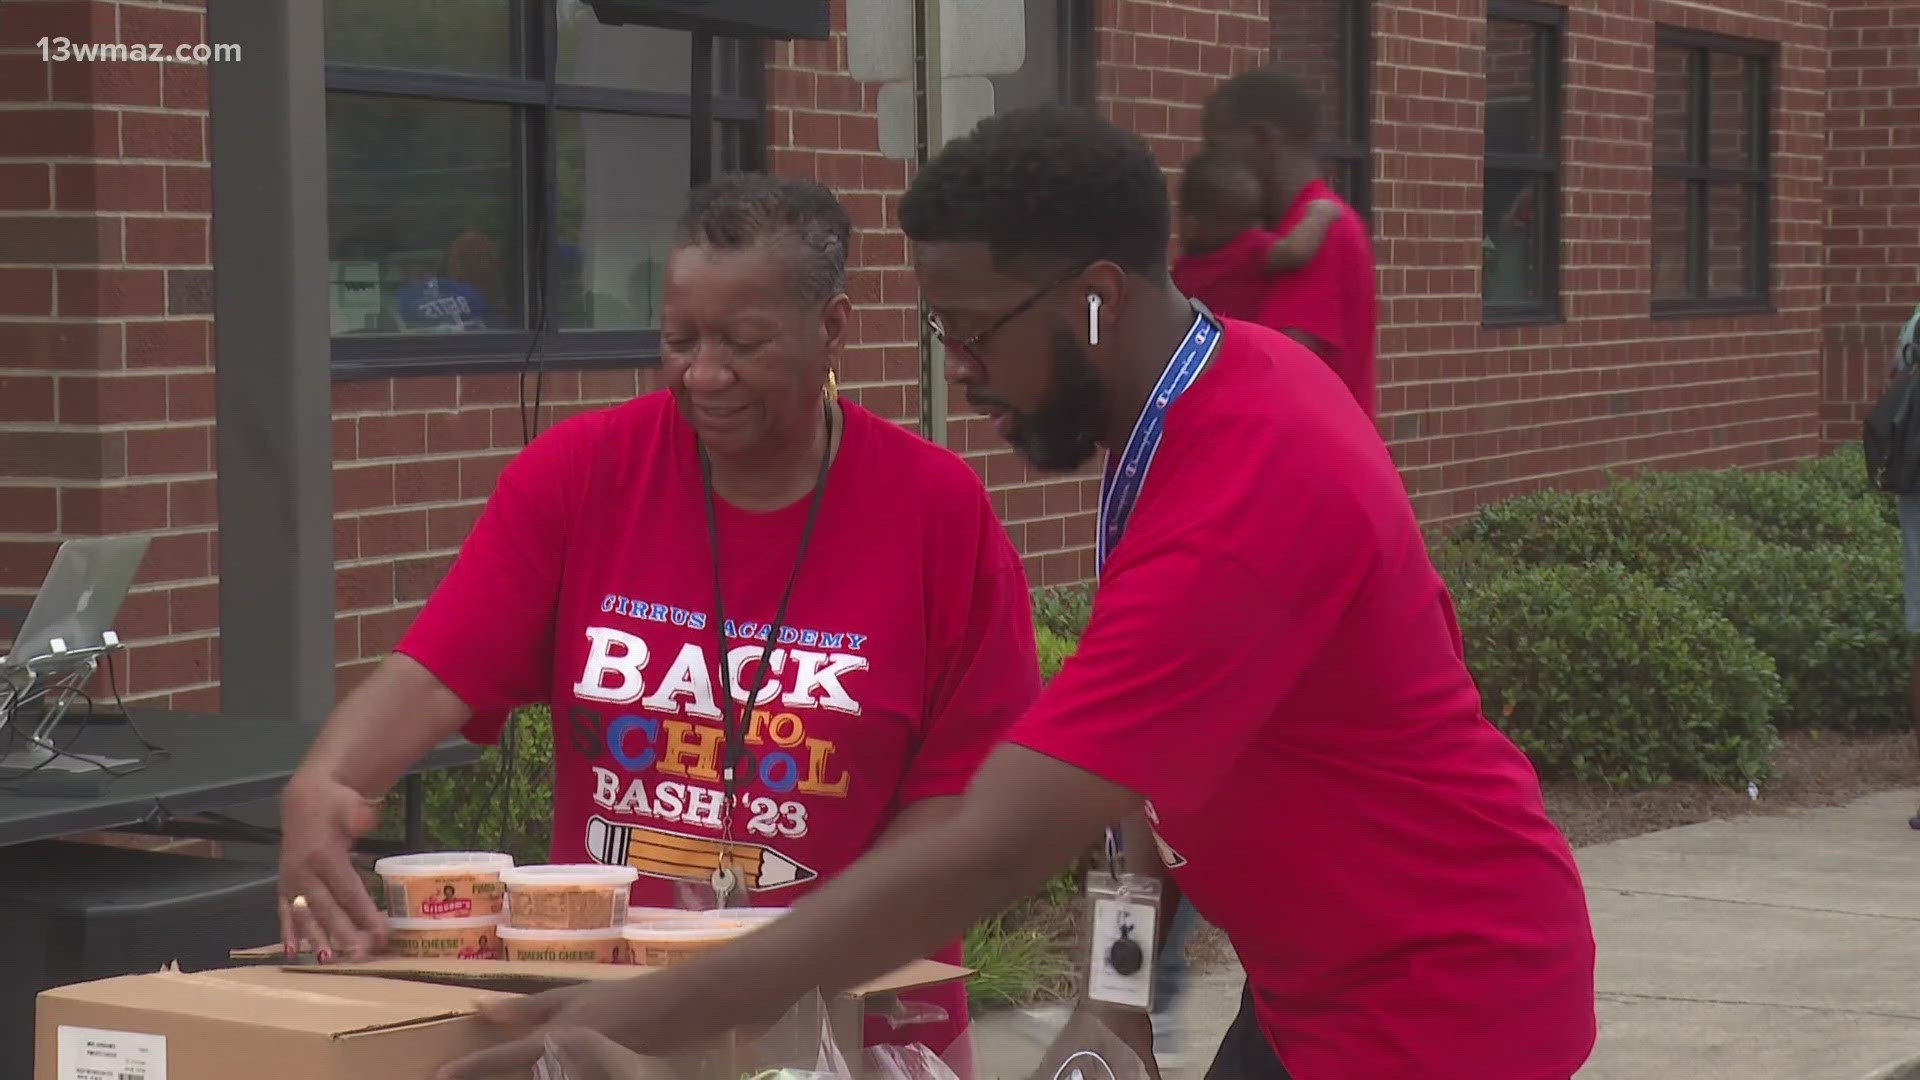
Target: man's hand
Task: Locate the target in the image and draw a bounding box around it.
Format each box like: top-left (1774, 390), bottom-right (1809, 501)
top-left (1026, 1002), bottom-right (1163, 1080)
top-left (278, 773), bottom-right (387, 962)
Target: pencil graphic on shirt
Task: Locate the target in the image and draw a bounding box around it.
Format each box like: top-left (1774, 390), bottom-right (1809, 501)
top-left (584, 816), bottom-right (819, 890)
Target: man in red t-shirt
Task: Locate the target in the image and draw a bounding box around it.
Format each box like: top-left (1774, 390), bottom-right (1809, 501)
top-left (1201, 66), bottom-right (1378, 419)
top-left (436, 107), bottom-right (1594, 1080)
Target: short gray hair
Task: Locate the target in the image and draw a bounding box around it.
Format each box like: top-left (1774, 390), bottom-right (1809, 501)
top-left (674, 173), bottom-right (851, 301)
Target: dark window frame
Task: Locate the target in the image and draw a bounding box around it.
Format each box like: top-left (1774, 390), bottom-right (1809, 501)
top-left (1059, 0), bottom-right (1097, 109)
top-left (1482, 0), bottom-right (1563, 326)
top-left (1650, 26), bottom-right (1775, 319)
top-left (325, 0), bottom-right (767, 381)
top-left (1318, 0), bottom-right (1372, 219)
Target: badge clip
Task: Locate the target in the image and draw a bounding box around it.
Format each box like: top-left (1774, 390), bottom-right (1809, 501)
top-left (1085, 868), bottom-right (1162, 1013)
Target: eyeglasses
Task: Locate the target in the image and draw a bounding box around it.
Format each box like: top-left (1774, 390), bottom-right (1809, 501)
top-left (925, 262), bottom-right (1090, 367)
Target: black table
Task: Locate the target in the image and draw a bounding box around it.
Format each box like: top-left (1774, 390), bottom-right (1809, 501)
top-left (0, 709), bottom-right (480, 851)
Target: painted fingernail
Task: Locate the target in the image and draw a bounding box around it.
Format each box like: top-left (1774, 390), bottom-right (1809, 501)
top-left (318, 949), bottom-right (332, 964)
top-left (284, 945), bottom-right (295, 959)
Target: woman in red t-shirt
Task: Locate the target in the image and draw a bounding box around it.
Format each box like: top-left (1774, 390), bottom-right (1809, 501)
top-left (274, 174), bottom-right (1042, 1071)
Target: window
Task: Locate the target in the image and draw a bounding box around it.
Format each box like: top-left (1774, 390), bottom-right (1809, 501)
top-left (324, 0), bottom-right (764, 378)
top-left (989, 0), bottom-right (1097, 113)
top-left (1482, 0), bottom-right (1562, 324)
top-left (1651, 28), bottom-right (1772, 315)
top-left (1272, 0), bottom-right (1371, 216)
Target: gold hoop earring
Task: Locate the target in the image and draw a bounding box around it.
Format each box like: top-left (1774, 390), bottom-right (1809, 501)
top-left (823, 369), bottom-right (839, 404)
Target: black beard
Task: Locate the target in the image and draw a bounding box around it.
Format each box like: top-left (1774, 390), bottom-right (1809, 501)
top-left (1008, 322), bottom-right (1108, 473)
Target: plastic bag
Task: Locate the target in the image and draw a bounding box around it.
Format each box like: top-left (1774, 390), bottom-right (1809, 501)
top-left (1017, 1008), bottom-right (1158, 1080)
top-left (530, 988), bottom-right (964, 1080)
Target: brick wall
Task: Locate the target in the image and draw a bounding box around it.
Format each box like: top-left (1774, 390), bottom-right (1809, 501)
top-left (0, 0), bottom-right (218, 709)
top-left (1819, 0), bottom-right (1920, 445)
top-left (6, 0), bottom-right (1913, 708)
top-left (1372, 0), bottom-right (1825, 523)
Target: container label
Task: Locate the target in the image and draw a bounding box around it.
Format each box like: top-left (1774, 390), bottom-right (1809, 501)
top-left (58, 1025), bottom-right (167, 1080)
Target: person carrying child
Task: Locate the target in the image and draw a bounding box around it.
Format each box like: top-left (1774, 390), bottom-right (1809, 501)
top-left (1172, 146), bottom-right (1341, 325)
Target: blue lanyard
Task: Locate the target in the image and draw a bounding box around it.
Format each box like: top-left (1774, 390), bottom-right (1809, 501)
top-left (1097, 305), bottom-right (1223, 574)
top-left (1096, 305), bottom-right (1223, 868)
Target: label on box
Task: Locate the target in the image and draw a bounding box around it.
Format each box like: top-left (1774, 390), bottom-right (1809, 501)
top-left (57, 1025), bottom-right (167, 1080)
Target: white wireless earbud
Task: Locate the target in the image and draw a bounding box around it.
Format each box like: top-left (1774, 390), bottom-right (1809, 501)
top-left (1087, 294), bottom-right (1102, 347)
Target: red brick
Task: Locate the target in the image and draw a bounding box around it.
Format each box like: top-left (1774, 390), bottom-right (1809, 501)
top-left (0, 485), bottom-right (59, 533)
top-left (168, 582), bottom-right (219, 636)
top-left (56, 268), bottom-right (166, 317)
top-left (162, 61), bottom-right (208, 109)
top-left (49, 52), bottom-right (163, 105)
top-left (55, 163), bottom-right (167, 211)
top-left (125, 424), bottom-right (211, 475)
top-left (124, 216), bottom-right (208, 264)
top-left (166, 371), bottom-right (215, 420)
top-left (119, 5), bottom-right (205, 50)
top-left (0, 52), bottom-right (51, 101)
top-left (356, 414), bottom-right (428, 458)
top-left (169, 477), bottom-right (216, 528)
top-left (57, 372), bottom-right (171, 424)
top-left (0, 539), bottom-right (63, 589)
top-left (122, 110), bottom-right (205, 160)
top-left (0, 164), bottom-right (51, 210)
top-left (0, 320), bottom-right (121, 372)
top-left (60, 482), bottom-right (171, 533)
top-left (357, 510), bottom-right (430, 560)
top-left (5, 108), bottom-right (119, 156)
top-left (0, 1), bottom-right (115, 50)
top-left (164, 164), bottom-right (209, 211)
top-left (0, 268), bottom-right (54, 316)
top-left (125, 319), bottom-right (209, 367)
top-left (0, 214), bottom-right (119, 264)
top-left (126, 636), bottom-right (212, 696)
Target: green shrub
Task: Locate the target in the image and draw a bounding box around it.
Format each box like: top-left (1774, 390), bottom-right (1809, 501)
top-left (1454, 562), bottom-right (1782, 786)
top-left (1427, 537), bottom-right (1519, 595)
top-left (1671, 541), bottom-right (1908, 733)
top-left (1036, 627), bottom-right (1078, 683)
top-left (379, 704), bottom-right (554, 864)
top-left (1797, 443), bottom-right (1874, 498)
top-left (1032, 583), bottom-right (1094, 639)
top-left (1634, 466), bottom-right (1892, 548)
top-left (1451, 478), bottom-right (1748, 581)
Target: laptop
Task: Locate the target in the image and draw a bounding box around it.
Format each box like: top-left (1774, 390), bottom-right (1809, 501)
top-left (1, 535), bottom-right (151, 676)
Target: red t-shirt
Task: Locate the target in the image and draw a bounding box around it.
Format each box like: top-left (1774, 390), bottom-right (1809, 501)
top-left (1008, 320), bottom-right (1596, 1080)
top-left (1170, 228), bottom-right (1281, 326)
top-left (396, 392), bottom-right (1041, 1063)
top-left (1256, 181), bottom-right (1378, 418)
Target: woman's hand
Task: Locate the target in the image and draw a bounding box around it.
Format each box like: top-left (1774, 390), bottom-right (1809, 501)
top-left (431, 972), bottom-right (726, 1080)
top-left (277, 772), bottom-right (388, 962)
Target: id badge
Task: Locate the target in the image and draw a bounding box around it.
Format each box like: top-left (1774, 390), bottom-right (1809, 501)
top-left (1084, 869), bottom-right (1162, 1012)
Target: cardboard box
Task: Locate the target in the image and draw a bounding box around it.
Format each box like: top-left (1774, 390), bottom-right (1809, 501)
top-left (35, 957), bottom-right (970, 1080)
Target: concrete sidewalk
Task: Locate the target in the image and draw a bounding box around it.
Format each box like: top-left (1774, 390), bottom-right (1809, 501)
top-left (970, 788), bottom-right (1920, 1080)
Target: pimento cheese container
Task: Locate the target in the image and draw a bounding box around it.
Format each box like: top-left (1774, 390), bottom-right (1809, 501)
top-left (500, 864), bottom-right (639, 931)
top-left (620, 919), bottom-right (757, 968)
top-left (498, 925), bottom-right (625, 964)
top-left (386, 916), bottom-right (503, 960)
top-left (374, 851), bottom-right (514, 921)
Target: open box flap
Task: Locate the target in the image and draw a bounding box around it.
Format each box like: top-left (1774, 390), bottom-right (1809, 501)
top-left (264, 955), bottom-right (973, 998)
top-left (40, 964), bottom-right (516, 1038)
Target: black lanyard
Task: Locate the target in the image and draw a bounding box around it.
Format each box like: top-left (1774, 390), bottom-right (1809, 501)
top-left (698, 400), bottom-right (835, 876)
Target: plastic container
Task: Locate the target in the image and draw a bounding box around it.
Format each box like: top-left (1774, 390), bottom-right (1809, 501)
top-left (621, 920), bottom-right (757, 968)
top-left (374, 851), bottom-right (514, 921)
top-left (386, 916), bottom-right (503, 960)
top-left (624, 905), bottom-right (712, 926)
top-left (500, 864), bottom-right (639, 930)
top-left (498, 925), bottom-right (625, 964)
